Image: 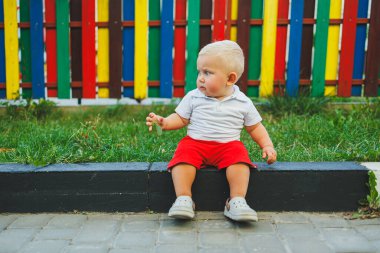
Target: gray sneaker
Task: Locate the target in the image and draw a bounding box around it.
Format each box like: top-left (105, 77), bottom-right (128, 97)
top-left (168, 196), bottom-right (195, 219)
top-left (224, 197), bottom-right (258, 222)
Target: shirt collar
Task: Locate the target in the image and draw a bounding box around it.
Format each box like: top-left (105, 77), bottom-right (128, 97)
top-left (192, 85), bottom-right (247, 102)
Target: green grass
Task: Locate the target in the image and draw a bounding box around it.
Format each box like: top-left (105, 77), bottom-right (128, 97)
top-left (0, 98), bottom-right (379, 166)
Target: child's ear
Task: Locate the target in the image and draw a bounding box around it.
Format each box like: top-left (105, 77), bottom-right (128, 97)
top-left (227, 72), bottom-right (238, 86)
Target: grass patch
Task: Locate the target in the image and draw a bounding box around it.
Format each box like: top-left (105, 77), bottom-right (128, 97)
top-left (0, 98), bottom-right (379, 166)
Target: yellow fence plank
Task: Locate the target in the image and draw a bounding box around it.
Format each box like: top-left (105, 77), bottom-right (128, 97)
top-left (230, 0), bottom-right (238, 41)
top-left (97, 0), bottom-right (109, 98)
top-left (4, 0), bottom-right (19, 99)
top-left (134, 0), bottom-right (148, 99)
top-left (260, 0), bottom-right (278, 97)
top-left (325, 0), bottom-right (342, 96)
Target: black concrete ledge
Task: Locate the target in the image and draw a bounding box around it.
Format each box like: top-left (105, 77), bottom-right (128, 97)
top-left (0, 162), bottom-right (369, 213)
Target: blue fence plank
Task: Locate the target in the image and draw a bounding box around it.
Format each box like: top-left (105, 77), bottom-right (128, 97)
top-left (0, 0), bottom-right (5, 98)
top-left (286, 0), bottom-right (304, 97)
top-left (123, 0), bottom-right (134, 98)
top-left (30, 0), bottom-right (45, 98)
top-left (352, 0), bottom-right (369, 96)
top-left (160, 0), bottom-right (174, 98)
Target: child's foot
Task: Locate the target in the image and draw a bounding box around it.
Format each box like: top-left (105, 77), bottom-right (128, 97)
top-left (224, 197), bottom-right (258, 222)
top-left (168, 196), bottom-right (195, 219)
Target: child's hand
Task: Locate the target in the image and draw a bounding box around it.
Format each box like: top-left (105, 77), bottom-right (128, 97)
top-left (262, 146), bottom-right (277, 164)
top-left (146, 112), bottom-right (164, 132)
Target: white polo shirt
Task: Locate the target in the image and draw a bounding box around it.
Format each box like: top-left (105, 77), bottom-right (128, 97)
top-left (175, 85), bottom-right (262, 143)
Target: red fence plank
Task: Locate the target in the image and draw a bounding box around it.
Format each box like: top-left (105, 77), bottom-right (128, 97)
top-left (45, 0), bottom-right (57, 97)
top-left (213, 0), bottom-right (226, 41)
top-left (173, 0), bottom-right (186, 97)
top-left (274, 0), bottom-right (289, 95)
top-left (82, 0), bottom-right (96, 98)
top-left (337, 0), bottom-right (359, 97)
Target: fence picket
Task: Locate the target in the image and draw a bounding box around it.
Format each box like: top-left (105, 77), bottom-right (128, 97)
top-left (337, 0), bottom-right (359, 97)
top-left (122, 0), bottom-right (134, 98)
top-left (352, 0), bottom-right (369, 96)
top-left (185, 0), bottom-right (201, 94)
top-left (134, 0), bottom-right (148, 99)
top-left (20, 0), bottom-right (32, 99)
top-left (30, 0), bottom-right (44, 99)
top-left (0, 0), bottom-right (5, 98)
top-left (46, 0), bottom-right (57, 97)
top-left (260, 0), bottom-right (278, 97)
top-left (4, 0), bottom-right (19, 99)
top-left (56, 0), bottom-right (70, 99)
top-left (98, 0), bottom-right (109, 98)
top-left (286, 0), bottom-right (304, 97)
top-left (325, 0), bottom-right (342, 96)
top-left (311, 0), bottom-right (330, 97)
top-left (160, 0), bottom-right (174, 98)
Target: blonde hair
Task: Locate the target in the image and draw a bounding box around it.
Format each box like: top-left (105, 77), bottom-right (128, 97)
top-left (198, 40), bottom-right (244, 79)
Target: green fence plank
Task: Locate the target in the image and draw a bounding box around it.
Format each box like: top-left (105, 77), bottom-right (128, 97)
top-left (148, 0), bottom-right (160, 97)
top-left (311, 0), bottom-right (330, 97)
top-left (20, 0), bottom-right (32, 99)
top-left (247, 0), bottom-right (263, 97)
top-left (56, 0), bottom-right (71, 98)
top-left (185, 0), bottom-right (200, 93)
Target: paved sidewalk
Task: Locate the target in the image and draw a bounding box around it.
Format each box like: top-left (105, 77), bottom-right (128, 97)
top-left (0, 212), bottom-right (379, 253)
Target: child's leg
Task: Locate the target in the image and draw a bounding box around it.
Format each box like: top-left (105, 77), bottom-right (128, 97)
top-left (226, 163), bottom-right (250, 198)
top-left (171, 163), bottom-right (197, 197)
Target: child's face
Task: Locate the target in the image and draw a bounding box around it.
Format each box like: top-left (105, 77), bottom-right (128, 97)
top-left (196, 55), bottom-right (234, 99)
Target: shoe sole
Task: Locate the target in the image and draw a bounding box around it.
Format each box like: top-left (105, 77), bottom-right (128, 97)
top-left (224, 208), bottom-right (258, 222)
top-left (168, 209), bottom-right (195, 219)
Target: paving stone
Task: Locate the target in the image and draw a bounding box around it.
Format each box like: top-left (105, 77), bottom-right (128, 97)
top-left (198, 219), bottom-right (236, 231)
top-left (354, 225), bottom-right (380, 241)
top-left (154, 244), bottom-right (197, 253)
top-left (257, 212), bottom-right (276, 221)
top-left (114, 231), bottom-right (157, 248)
top-left (275, 223), bottom-right (321, 239)
top-left (19, 240), bottom-right (68, 253)
top-left (124, 213), bottom-right (160, 221)
top-left (62, 245), bottom-right (109, 253)
top-left (284, 238), bottom-right (334, 253)
top-left (34, 228), bottom-right (80, 240)
top-left (305, 213), bottom-right (350, 228)
top-left (195, 211), bottom-right (226, 220)
top-left (109, 248), bottom-right (153, 253)
top-left (241, 234), bottom-right (287, 253)
top-left (199, 231), bottom-right (238, 247)
top-left (0, 214), bottom-right (18, 230)
top-left (0, 228), bottom-right (40, 253)
top-left (236, 221), bottom-right (275, 234)
top-left (160, 219), bottom-right (196, 231)
top-left (348, 218), bottom-right (380, 226)
top-left (273, 212), bottom-right (310, 224)
top-left (73, 219), bottom-right (119, 244)
top-left (8, 214), bottom-right (53, 228)
top-left (46, 214), bottom-right (87, 228)
top-left (321, 228), bottom-right (377, 253)
top-left (121, 220), bottom-right (160, 231)
top-left (369, 240), bottom-right (380, 252)
top-left (198, 248), bottom-right (242, 253)
top-left (158, 230), bottom-right (197, 244)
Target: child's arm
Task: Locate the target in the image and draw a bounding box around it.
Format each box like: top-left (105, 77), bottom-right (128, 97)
top-left (146, 112), bottom-right (189, 131)
top-left (245, 122), bottom-right (277, 164)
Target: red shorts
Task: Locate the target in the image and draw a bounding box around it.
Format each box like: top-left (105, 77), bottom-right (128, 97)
top-left (167, 136), bottom-right (257, 171)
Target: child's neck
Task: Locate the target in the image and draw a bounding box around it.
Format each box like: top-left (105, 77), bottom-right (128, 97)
top-left (213, 86), bottom-right (234, 101)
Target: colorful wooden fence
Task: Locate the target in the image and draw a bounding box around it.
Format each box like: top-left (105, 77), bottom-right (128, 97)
top-left (0, 0), bottom-right (379, 100)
